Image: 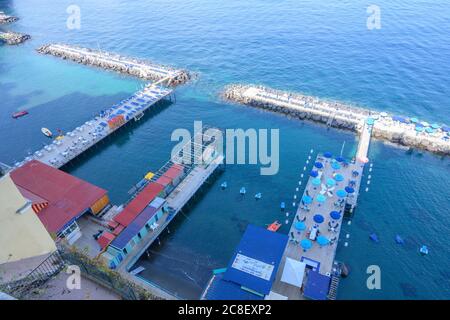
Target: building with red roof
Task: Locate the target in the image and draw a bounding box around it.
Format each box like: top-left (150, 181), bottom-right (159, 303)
top-left (113, 182), bottom-right (164, 227)
top-left (10, 160), bottom-right (109, 241)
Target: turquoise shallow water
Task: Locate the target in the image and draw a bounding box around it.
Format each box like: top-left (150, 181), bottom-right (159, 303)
top-left (1, 0), bottom-right (449, 299)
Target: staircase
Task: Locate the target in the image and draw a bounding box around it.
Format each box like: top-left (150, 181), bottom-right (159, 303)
top-left (0, 251), bottom-right (65, 299)
top-left (328, 274), bottom-right (340, 300)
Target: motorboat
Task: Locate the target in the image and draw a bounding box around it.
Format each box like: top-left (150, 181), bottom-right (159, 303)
top-left (41, 127), bottom-right (53, 137)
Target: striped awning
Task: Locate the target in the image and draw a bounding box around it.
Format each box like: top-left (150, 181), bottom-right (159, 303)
top-left (32, 202), bottom-right (49, 214)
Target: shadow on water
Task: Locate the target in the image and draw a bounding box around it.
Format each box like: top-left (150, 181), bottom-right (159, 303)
top-left (131, 169), bottom-right (225, 299)
top-left (60, 99), bottom-right (173, 172)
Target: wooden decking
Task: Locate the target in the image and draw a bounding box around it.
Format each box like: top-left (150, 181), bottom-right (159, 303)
top-left (270, 153), bottom-right (364, 299)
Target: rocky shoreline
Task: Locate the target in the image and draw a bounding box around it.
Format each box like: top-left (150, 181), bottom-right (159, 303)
top-left (223, 84), bottom-right (450, 156)
top-left (0, 31), bottom-right (30, 45)
top-left (37, 44), bottom-right (191, 86)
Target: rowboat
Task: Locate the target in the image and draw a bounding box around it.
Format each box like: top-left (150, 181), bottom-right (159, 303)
top-left (12, 110), bottom-right (28, 119)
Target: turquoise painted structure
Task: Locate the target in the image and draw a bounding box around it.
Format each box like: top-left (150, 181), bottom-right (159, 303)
top-left (103, 197), bottom-right (167, 268)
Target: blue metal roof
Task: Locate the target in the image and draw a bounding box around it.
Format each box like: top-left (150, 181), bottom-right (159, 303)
top-left (303, 271), bottom-right (331, 300)
top-left (222, 224), bottom-right (288, 295)
top-left (111, 206), bottom-right (158, 250)
top-left (203, 274), bottom-right (264, 300)
top-left (150, 197), bottom-right (165, 209)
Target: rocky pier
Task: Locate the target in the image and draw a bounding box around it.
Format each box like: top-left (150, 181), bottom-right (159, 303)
top-left (0, 31), bottom-right (30, 45)
top-left (223, 84), bottom-right (450, 155)
top-left (37, 44), bottom-right (191, 86)
top-left (0, 12), bottom-right (18, 24)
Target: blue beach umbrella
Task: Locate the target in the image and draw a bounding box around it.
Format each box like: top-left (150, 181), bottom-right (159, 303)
top-left (323, 152), bottom-right (333, 158)
top-left (302, 195), bottom-right (313, 204)
top-left (331, 162), bottom-right (341, 170)
top-left (317, 235), bottom-right (330, 246)
top-left (366, 118), bottom-right (375, 125)
top-left (441, 126), bottom-right (450, 132)
top-left (345, 186), bottom-right (355, 194)
top-left (314, 162), bottom-right (323, 169)
top-left (415, 126), bottom-right (424, 132)
top-left (312, 178), bottom-right (321, 186)
top-left (310, 170), bottom-right (319, 177)
top-left (295, 221), bottom-right (306, 231)
top-left (326, 178), bottom-right (336, 186)
top-left (410, 117), bottom-right (418, 124)
top-left (316, 194), bottom-right (326, 203)
top-left (425, 127), bottom-right (435, 134)
top-left (336, 189), bottom-right (347, 198)
top-left (313, 214), bottom-right (324, 224)
top-left (334, 174), bottom-right (344, 182)
top-left (335, 157), bottom-right (345, 163)
top-left (431, 123), bottom-right (440, 129)
top-left (330, 211), bottom-right (341, 220)
top-left (300, 239), bottom-right (312, 251)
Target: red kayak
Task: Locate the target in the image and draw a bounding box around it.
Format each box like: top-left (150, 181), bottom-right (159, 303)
top-left (12, 110), bottom-right (28, 119)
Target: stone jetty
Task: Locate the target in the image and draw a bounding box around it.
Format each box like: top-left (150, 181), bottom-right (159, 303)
top-left (37, 44), bottom-right (191, 86)
top-left (223, 84), bottom-right (450, 155)
top-left (0, 31), bottom-right (31, 45)
top-left (0, 12), bottom-right (18, 24)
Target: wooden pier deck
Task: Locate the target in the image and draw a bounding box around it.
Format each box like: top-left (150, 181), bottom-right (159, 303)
top-left (271, 153), bottom-right (366, 299)
top-left (113, 130), bottom-right (224, 299)
top-left (14, 85), bottom-right (172, 169)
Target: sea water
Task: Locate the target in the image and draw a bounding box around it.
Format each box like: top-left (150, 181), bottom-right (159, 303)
top-left (1, 0), bottom-right (449, 299)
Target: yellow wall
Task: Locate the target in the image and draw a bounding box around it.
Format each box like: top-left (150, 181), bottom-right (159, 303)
top-left (0, 174), bottom-right (57, 264)
top-left (90, 194), bottom-right (110, 215)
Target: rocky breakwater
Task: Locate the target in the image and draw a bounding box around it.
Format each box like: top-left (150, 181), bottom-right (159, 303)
top-left (223, 84), bottom-right (450, 156)
top-left (223, 84), bottom-right (367, 132)
top-left (0, 12), bottom-right (18, 24)
top-left (37, 44), bottom-right (191, 86)
top-left (0, 31), bottom-right (31, 45)
top-left (371, 119), bottom-right (450, 155)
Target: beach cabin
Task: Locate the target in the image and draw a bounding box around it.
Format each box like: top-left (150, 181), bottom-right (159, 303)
top-left (102, 194), bottom-right (167, 269)
top-left (10, 160), bottom-right (109, 244)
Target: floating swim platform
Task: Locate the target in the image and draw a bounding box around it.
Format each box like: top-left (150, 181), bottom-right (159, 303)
top-left (280, 202), bottom-right (286, 210)
top-left (267, 220), bottom-right (282, 232)
top-left (419, 245), bottom-right (429, 255)
top-left (395, 235), bottom-right (404, 244)
top-left (369, 233), bottom-right (379, 242)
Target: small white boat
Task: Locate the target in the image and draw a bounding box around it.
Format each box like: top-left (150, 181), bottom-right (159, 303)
top-left (221, 182), bottom-right (228, 189)
top-left (41, 127), bottom-right (53, 137)
top-left (240, 187), bottom-right (246, 195)
top-left (255, 192), bottom-right (262, 199)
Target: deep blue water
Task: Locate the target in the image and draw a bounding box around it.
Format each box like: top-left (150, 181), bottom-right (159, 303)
top-left (1, 0), bottom-right (449, 299)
